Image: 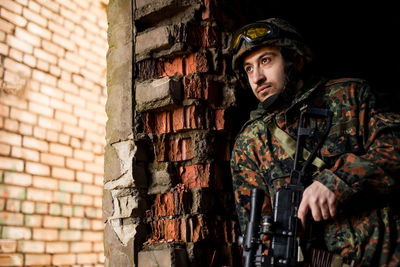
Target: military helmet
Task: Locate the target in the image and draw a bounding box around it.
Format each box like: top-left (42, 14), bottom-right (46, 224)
top-left (231, 18), bottom-right (313, 72)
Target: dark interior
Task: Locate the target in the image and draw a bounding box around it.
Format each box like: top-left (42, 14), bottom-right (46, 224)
top-left (227, 1), bottom-right (400, 112)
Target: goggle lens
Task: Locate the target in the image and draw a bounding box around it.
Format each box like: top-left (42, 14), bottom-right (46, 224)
top-left (231, 23), bottom-right (275, 53)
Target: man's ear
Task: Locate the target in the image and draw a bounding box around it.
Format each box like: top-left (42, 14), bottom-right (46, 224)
top-left (293, 53), bottom-right (304, 72)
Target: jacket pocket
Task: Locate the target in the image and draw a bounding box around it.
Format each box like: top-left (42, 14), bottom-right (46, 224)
top-left (320, 118), bottom-right (362, 160)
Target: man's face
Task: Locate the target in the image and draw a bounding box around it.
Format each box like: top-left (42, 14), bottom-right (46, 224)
top-left (243, 46), bottom-right (286, 102)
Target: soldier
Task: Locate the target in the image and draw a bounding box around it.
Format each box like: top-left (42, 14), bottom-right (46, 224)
top-left (230, 18), bottom-right (400, 266)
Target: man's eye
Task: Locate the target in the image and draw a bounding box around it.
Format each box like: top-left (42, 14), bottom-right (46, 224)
top-left (261, 57), bottom-right (270, 64)
top-left (244, 66), bottom-right (253, 73)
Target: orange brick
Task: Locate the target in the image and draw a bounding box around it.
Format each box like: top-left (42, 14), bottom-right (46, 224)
top-left (49, 143), bottom-right (73, 157)
top-left (0, 144), bottom-right (11, 156)
top-left (32, 70), bottom-right (57, 87)
top-left (66, 158), bottom-right (84, 170)
top-left (0, 156), bottom-right (24, 172)
top-left (22, 7), bottom-right (47, 26)
top-left (82, 231), bottom-right (102, 241)
top-left (11, 147), bottom-right (39, 162)
top-left (34, 47), bottom-right (57, 64)
top-left (59, 229), bottom-right (81, 241)
top-left (32, 176), bottom-right (58, 190)
top-left (45, 130), bottom-right (58, 142)
top-left (22, 136), bottom-right (48, 152)
top-left (25, 254), bottom-right (51, 265)
top-left (0, 130), bottom-right (22, 146)
top-left (93, 197), bottom-right (102, 208)
top-left (0, 105), bottom-right (9, 117)
top-left (58, 79), bottom-right (79, 94)
top-left (59, 181), bottom-right (82, 194)
top-left (91, 219), bottom-right (103, 231)
top-left (21, 201), bottom-right (34, 214)
top-left (52, 167), bottom-right (75, 180)
top-left (37, 60), bottom-right (49, 72)
top-left (40, 153), bottom-right (64, 167)
top-left (34, 202), bottom-right (48, 214)
top-left (6, 199), bottom-right (20, 212)
top-left (0, 211), bottom-right (24, 225)
top-left (32, 126), bottom-right (46, 139)
top-left (0, 239), bottom-right (17, 253)
top-left (0, 184), bottom-right (26, 200)
top-left (28, 101), bottom-right (53, 117)
top-left (53, 253), bottom-right (76, 265)
top-left (70, 241), bottom-right (92, 253)
top-left (76, 171), bottom-right (93, 184)
top-left (72, 194), bottom-right (93, 206)
top-left (1, 9), bottom-right (27, 27)
top-left (53, 33), bottom-right (75, 51)
top-left (14, 27), bottom-right (40, 47)
top-left (1, 226), bottom-right (31, 239)
top-left (53, 191), bottom-right (71, 204)
top-left (4, 118), bottom-right (19, 132)
top-left (63, 124), bottom-right (85, 138)
top-left (3, 172), bottom-right (32, 186)
top-left (23, 53), bottom-right (36, 67)
top-left (65, 92), bottom-right (85, 107)
top-left (45, 242), bottom-right (69, 253)
top-left (28, 0), bottom-right (40, 12)
top-left (49, 203), bottom-right (61, 216)
top-left (17, 240), bottom-right (45, 253)
top-left (59, 133), bottom-right (70, 144)
top-left (43, 215), bottom-right (68, 229)
top-left (69, 217), bottom-right (90, 230)
top-left (61, 205), bottom-right (73, 217)
top-left (24, 214), bottom-right (42, 227)
top-left (27, 188), bottom-right (52, 202)
top-left (73, 206), bottom-right (84, 217)
top-left (18, 123), bottom-right (32, 136)
top-left (26, 91), bottom-right (50, 106)
top-left (82, 184), bottom-right (102, 197)
top-left (55, 110), bottom-right (77, 125)
top-left (0, 253), bottom-right (23, 266)
top-left (0, 0), bottom-right (23, 14)
top-left (42, 39), bottom-right (63, 57)
top-left (77, 253), bottom-right (98, 264)
top-left (38, 116), bottom-right (62, 131)
top-left (93, 242), bottom-right (104, 252)
top-left (50, 98), bottom-right (72, 113)
top-left (10, 107), bottom-right (37, 125)
top-left (33, 228), bottom-right (58, 241)
top-left (84, 162), bottom-right (103, 175)
top-left (25, 161), bottom-right (50, 176)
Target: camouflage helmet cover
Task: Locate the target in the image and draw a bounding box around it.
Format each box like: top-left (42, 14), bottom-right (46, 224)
top-left (231, 18), bottom-right (313, 71)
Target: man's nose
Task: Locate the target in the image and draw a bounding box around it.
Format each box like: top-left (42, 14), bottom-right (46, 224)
top-left (252, 67), bottom-right (266, 85)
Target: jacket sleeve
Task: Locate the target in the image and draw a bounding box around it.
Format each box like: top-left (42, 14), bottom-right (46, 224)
top-left (230, 131), bottom-right (272, 234)
top-left (316, 82), bottom-right (400, 204)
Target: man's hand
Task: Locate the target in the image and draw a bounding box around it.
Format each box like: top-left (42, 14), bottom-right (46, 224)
top-left (297, 181), bottom-right (337, 227)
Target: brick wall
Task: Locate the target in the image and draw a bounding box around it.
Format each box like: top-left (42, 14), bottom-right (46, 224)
top-left (0, 0), bottom-right (108, 266)
top-left (104, 0), bottom-right (249, 266)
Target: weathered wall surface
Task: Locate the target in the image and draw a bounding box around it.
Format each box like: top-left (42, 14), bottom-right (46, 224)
top-left (0, 0), bottom-right (108, 266)
top-left (104, 0), bottom-right (245, 266)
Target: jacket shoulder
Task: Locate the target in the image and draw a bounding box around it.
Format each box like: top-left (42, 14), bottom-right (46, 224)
top-left (324, 78), bottom-right (368, 87)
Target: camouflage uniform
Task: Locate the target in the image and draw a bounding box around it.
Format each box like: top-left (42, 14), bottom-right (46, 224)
top-left (230, 76), bottom-right (400, 266)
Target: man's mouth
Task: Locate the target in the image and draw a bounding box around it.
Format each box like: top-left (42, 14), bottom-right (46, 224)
top-left (257, 85), bottom-right (272, 95)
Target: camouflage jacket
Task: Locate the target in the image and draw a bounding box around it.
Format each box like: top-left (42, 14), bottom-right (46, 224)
top-left (230, 77), bottom-right (400, 266)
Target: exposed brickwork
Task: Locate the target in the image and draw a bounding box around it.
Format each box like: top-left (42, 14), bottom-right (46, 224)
top-left (0, 0), bottom-right (107, 266)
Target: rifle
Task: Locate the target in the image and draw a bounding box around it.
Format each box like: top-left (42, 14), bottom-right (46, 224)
top-left (241, 106), bottom-right (333, 267)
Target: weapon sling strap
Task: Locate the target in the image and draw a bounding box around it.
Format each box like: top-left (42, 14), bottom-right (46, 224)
top-left (264, 116), bottom-right (326, 171)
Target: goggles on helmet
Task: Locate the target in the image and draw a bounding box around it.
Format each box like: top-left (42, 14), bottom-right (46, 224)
top-left (230, 21), bottom-right (302, 55)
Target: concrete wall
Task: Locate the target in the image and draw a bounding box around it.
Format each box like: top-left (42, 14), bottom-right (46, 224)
top-left (0, 0), bottom-right (108, 265)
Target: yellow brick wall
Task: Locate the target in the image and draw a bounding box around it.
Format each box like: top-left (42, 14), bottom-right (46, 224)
top-left (0, 0), bottom-right (107, 266)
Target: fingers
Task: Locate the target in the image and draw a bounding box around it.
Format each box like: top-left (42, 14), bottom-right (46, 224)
top-left (297, 199), bottom-right (309, 227)
top-left (298, 181), bottom-right (338, 223)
